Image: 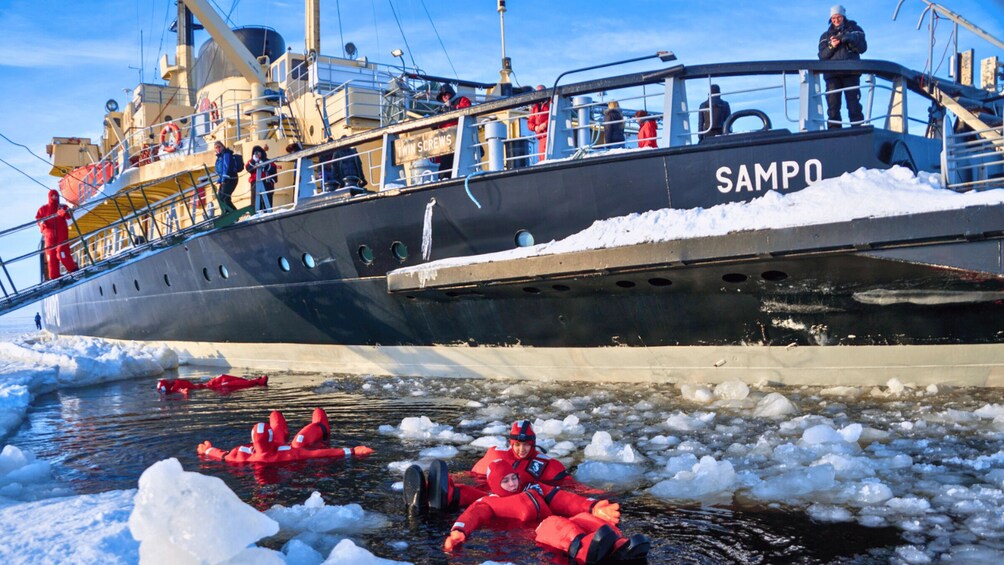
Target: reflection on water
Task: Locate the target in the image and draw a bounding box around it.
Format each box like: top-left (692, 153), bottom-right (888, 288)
top-left (9, 369), bottom-right (911, 563)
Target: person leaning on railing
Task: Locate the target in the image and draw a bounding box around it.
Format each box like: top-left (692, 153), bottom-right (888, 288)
top-left (245, 145), bottom-right (276, 211)
top-left (818, 4), bottom-right (867, 128)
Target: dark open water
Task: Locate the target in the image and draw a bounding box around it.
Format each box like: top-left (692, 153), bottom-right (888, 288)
top-left (7, 369), bottom-right (903, 564)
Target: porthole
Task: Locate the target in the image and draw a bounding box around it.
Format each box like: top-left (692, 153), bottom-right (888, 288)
top-left (515, 229), bottom-right (535, 247)
top-left (648, 277), bottom-right (672, 287)
top-left (203, 267), bottom-right (211, 281)
top-left (302, 253), bottom-right (316, 269)
top-left (179, 117), bottom-right (188, 125)
top-left (164, 274), bottom-right (171, 287)
top-left (552, 284), bottom-right (570, 291)
top-left (358, 245), bottom-right (375, 265)
top-left (761, 270), bottom-right (789, 281)
top-left (134, 280), bottom-right (140, 291)
top-left (278, 257), bottom-right (291, 272)
top-left (164, 115), bottom-right (174, 122)
top-left (391, 241), bottom-right (408, 262)
top-left (219, 265), bottom-right (229, 279)
top-left (722, 273), bottom-right (748, 283)
top-left (309, 125), bottom-right (315, 136)
top-left (99, 286), bottom-right (104, 297)
top-left (523, 287), bottom-right (541, 294)
top-left (112, 283), bottom-right (117, 294)
top-left (616, 280), bottom-right (636, 289)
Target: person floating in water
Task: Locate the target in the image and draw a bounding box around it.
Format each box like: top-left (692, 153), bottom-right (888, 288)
top-left (406, 420), bottom-right (601, 512)
top-left (197, 408), bottom-right (373, 464)
top-left (34, 312), bottom-right (41, 330)
top-left (156, 374), bottom-right (268, 395)
top-left (441, 459), bottom-right (649, 564)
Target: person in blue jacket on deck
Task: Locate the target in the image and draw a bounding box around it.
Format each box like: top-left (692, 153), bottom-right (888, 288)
top-left (214, 141), bottom-right (238, 212)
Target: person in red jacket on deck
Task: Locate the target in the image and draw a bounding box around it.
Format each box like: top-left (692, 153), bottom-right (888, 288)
top-left (434, 84), bottom-right (472, 179)
top-left (635, 110), bottom-right (658, 149)
top-left (156, 374), bottom-right (268, 395)
top-left (197, 408), bottom-right (373, 464)
top-left (527, 85), bottom-right (551, 161)
top-left (36, 189), bottom-right (79, 280)
top-left (405, 420), bottom-right (600, 512)
top-left (442, 459), bottom-right (649, 563)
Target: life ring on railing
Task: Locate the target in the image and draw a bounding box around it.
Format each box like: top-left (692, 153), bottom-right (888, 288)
top-left (723, 109), bottom-right (772, 135)
top-left (160, 123), bottom-right (182, 153)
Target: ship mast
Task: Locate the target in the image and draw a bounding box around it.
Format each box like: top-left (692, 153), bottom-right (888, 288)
top-left (497, 0), bottom-right (513, 95)
top-left (306, 0), bottom-right (321, 61)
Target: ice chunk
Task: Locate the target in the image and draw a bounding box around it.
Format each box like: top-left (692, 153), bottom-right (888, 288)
top-left (532, 415), bottom-right (584, 437)
top-left (551, 398), bottom-right (576, 412)
top-left (418, 445), bottom-right (458, 459)
top-left (975, 404), bottom-right (1004, 419)
top-left (665, 411), bottom-right (714, 431)
top-left (379, 416), bottom-right (472, 443)
top-left (753, 392), bottom-right (797, 417)
top-left (664, 454), bottom-right (699, 475)
top-left (801, 423), bottom-right (862, 445)
top-left (806, 503), bottom-right (854, 522)
top-left (714, 380), bottom-right (749, 400)
top-left (819, 386), bottom-right (863, 398)
top-left (894, 546), bottom-right (932, 564)
top-left (574, 461), bottom-right (646, 491)
top-left (583, 431), bottom-right (643, 463)
top-left (886, 497), bottom-right (931, 515)
top-left (322, 539), bottom-right (410, 564)
top-left (129, 458), bottom-right (278, 564)
top-left (748, 465), bottom-right (836, 501)
top-left (266, 492), bottom-right (388, 534)
top-left (649, 456), bottom-right (737, 502)
top-left (470, 436), bottom-right (507, 450)
top-left (679, 384), bottom-right (713, 403)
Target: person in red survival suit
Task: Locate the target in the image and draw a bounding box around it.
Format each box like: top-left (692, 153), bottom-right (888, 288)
top-left (156, 374), bottom-right (268, 395)
top-left (36, 189), bottom-right (79, 280)
top-left (405, 419), bottom-right (601, 512)
top-left (527, 85), bottom-right (550, 160)
top-left (197, 409), bottom-right (373, 464)
top-left (442, 460), bottom-right (648, 564)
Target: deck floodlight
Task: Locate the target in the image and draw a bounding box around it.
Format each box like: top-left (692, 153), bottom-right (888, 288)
top-left (657, 51), bottom-right (677, 62)
top-left (391, 49), bottom-right (404, 58)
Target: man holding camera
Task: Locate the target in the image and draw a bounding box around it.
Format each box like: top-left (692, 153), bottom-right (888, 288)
top-left (818, 4), bottom-right (867, 129)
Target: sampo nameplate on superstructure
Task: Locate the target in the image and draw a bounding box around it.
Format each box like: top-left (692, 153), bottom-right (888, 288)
top-left (393, 127), bottom-right (457, 164)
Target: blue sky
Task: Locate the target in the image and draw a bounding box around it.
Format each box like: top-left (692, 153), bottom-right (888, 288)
top-left (1, 0), bottom-right (1003, 298)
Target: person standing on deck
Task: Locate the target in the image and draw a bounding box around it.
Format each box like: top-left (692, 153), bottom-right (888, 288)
top-left (435, 84), bottom-right (472, 179)
top-left (35, 189), bottom-right (78, 280)
top-left (635, 110), bottom-right (658, 148)
top-left (698, 84), bottom-right (731, 140)
top-left (214, 141), bottom-right (238, 212)
top-left (818, 4), bottom-right (867, 128)
top-left (528, 85), bottom-right (551, 160)
top-left (602, 101), bottom-right (625, 148)
top-left (34, 312), bottom-right (41, 330)
top-left (245, 145), bottom-right (276, 211)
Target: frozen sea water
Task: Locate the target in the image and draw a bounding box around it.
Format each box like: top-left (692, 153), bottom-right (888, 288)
top-left (3, 329), bottom-right (1004, 563)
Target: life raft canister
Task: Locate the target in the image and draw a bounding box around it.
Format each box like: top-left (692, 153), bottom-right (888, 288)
top-left (160, 123), bottom-right (181, 153)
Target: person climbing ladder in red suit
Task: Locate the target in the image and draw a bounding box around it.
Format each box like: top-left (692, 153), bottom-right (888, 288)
top-left (36, 189), bottom-right (78, 280)
top-left (197, 408), bottom-right (373, 464)
top-left (157, 374), bottom-right (268, 395)
top-left (442, 459), bottom-right (649, 563)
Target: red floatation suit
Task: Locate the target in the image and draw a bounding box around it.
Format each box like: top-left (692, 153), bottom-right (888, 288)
top-left (197, 409), bottom-right (372, 464)
top-left (36, 189), bottom-right (78, 280)
top-left (157, 374), bottom-right (268, 394)
top-left (447, 460), bottom-right (625, 564)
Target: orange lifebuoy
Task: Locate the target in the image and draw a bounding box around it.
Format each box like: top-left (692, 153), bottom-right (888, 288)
top-left (160, 123), bottom-right (181, 153)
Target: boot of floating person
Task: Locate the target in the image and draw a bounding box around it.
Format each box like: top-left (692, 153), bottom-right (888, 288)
top-left (269, 410), bottom-right (288, 445)
top-left (428, 459), bottom-right (450, 510)
top-left (311, 407), bottom-right (330, 440)
top-left (403, 464), bottom-right (429, 510)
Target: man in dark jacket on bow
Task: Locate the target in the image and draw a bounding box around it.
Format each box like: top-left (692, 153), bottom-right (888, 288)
top-left (213, 140), bottom-right (238, 212)
top-left (818, 4), bottom-right (867, 128)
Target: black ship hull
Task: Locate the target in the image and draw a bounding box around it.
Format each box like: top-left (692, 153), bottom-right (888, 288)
top-left (41, 127), bottom-right (1004, 385)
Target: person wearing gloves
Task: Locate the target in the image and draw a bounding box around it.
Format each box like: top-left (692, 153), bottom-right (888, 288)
top-left (817, 4), bottom-right (868, 128)
top-left (442, 459), bottom-right (648, 563)
top-left (156, 374), bottom-right (267, 395)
